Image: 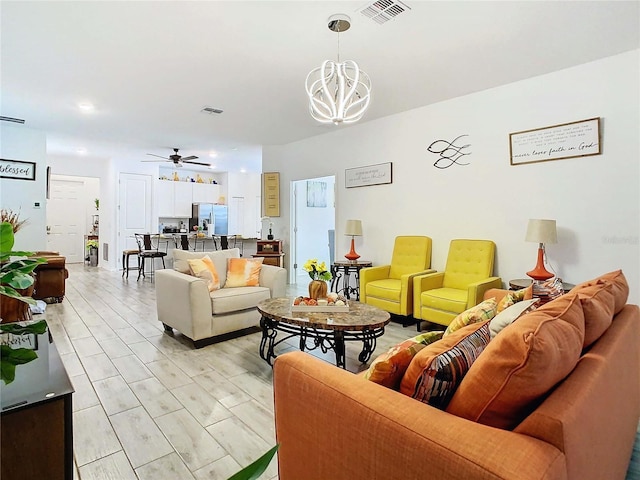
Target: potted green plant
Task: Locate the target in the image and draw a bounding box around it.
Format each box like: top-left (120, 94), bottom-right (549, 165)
top-left (0, 218), bottom-right (46, 322)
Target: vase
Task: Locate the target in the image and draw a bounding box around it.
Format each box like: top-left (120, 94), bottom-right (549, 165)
top-left (308, 280), bottom-right (328, 300)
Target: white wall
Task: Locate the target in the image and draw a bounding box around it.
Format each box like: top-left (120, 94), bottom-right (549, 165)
top-left (0, 124), bottom-right (47, 251)
top-left (264, 50), bottom-right (640, 304)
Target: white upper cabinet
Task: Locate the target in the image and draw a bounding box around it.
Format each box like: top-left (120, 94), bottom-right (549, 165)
top-left (192, 182), bottom-right (221, 204)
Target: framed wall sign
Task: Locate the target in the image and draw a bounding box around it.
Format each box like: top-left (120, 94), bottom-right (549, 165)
top-left (509, 117), bottom-right (601, 166)
top-left (345, 162), bottom-right (392, 188)
top-left (0, 158), bottom-right (36, 180)
top-left (262, 172), bottom-right (280, 217)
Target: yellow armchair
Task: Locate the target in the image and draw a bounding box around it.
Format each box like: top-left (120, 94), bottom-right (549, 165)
top-left (414, 239), bottom-right (502, 330)
top-left (360, 236), bottom-right (434, 317)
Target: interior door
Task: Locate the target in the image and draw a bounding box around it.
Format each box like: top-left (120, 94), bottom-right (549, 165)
top-left (46, 178), bottom-right (85, 263)
top-left (118, 173), bottom-right (152, 268)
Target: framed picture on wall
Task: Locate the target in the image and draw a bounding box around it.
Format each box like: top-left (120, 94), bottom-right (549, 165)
top-left (0, 158), bottom-right (36, 181)
top-left (306, 181), bottom-right (327, 208)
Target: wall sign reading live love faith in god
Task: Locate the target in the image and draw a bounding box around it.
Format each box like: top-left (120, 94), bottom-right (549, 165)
top-left (0, 158), bottom-right (36, 180)
top-left (509, 117), bottom-right (601, 166)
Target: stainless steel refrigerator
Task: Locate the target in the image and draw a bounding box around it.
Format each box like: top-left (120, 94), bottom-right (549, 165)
top-left (190, 204), bottom-right (228, 236)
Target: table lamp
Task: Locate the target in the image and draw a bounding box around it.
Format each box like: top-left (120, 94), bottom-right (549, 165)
top-left (525, 219), bottom-right (557, 281)
top-left (344, 219), bottom-right (362, 261)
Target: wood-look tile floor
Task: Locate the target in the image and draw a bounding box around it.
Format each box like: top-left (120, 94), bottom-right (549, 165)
top-left (42, 263), bottom-right (413, 480)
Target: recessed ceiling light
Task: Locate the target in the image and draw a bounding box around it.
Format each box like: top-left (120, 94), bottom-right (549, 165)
top-left (208, 165), bottom-right (216, 170)
top-left (78, 103), bottom-right (94, 112)
top-left (209, 151), bottom-right (217, 158)
top-left (240, 168), bottom-right (247, 173)
top-left (76, 147), bottom-right (87, 154)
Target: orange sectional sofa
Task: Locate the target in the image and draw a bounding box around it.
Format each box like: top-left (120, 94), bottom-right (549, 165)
top-left (273, 272), bottom-right (640, 480)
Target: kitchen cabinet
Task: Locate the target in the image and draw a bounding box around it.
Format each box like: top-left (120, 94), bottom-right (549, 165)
top-left (157, 181), bottom-right (192, 217)
top-left (192, 182), bottom-right (221, 204)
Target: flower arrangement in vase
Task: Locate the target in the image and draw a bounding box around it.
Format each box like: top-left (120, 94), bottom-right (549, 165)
top-left (303, 258), bottom-right (332, 299)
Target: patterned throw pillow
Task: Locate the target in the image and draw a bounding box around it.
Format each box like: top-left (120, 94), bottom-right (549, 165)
top-left (187, 257), bottom-right (220, 292)
top-left (489, 298), bottom-right (539, 339)
top-left (225, 257), bottom-right (263, 287)
top-left (364, 331), bottom-right (444, 389)
top-left (496, 285), bottom-right (534, 313)
top-left (443, 298), bottom-right (497, 337)
top-left (400, 321), bottom-right (491, 410)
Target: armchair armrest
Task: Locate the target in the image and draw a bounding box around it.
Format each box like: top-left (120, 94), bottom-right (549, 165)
top-left (259, 264), bottom-right (287, 298)
top-left (155, 269), bottom-right (212, 341)
top-left (359, 265), bottom-right (391, 303)
top-left (400, 269), bottom-right (436, 316)
top-left (273, 352), bottom-right (566, 480)
top-left (413, 272), bottom-right (445, 315)
top-left (467, 276), bottom-right (503, 308)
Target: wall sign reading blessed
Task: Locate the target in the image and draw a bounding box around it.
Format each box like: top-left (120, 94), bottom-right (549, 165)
top-left (345, 162), bottom-right (392, 188)
top-left (509, 117), bottom-right (601, 166)
top-left (0, 158), bottom-right (36, 180)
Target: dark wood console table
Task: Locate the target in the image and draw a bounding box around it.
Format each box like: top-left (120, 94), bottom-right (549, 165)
top-left (1, 319), bottom-right (74, 480)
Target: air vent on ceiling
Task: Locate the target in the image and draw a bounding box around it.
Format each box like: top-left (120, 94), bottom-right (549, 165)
top-left (201, 106), bottom-right (224, 115)
top-left (0, 116), bottom-right (26, 124)
top-left (359, 0), bottom-right (410, 24)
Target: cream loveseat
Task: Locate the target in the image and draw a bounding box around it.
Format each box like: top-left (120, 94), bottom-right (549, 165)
top-left (156, 248), bottom-right (286, 347)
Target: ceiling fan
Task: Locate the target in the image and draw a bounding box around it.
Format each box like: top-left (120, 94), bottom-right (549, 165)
top-left (143, 148), bottom-right (211, 167)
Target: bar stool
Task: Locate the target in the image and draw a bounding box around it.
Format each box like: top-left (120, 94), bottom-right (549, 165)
top-left (135, 233), bottom-right (167, 281)
top-left (122, 249), bottom-right (140, 279)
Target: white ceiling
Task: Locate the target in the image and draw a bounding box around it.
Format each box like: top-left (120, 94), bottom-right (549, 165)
top-left (2, 1), bottom-right (638, 173)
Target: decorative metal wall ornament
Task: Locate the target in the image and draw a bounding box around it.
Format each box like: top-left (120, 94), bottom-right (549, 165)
top-left (427, 134), bottom-right (471, 169)
top-left (305, 14), bottom-right (372, 125)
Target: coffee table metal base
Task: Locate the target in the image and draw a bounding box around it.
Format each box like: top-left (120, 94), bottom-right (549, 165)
top-left (259, 316), bottom-right (385, 369)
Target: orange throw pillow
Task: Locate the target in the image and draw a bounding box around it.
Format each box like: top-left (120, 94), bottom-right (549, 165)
top-left (188, 257), bottom-right (220, 292)
top-left (446, 295), bottom-right (585, 430)
top-left (225, 257), bottom-right (263, 287)
top-left (571, 281), bottom-right (615, 348)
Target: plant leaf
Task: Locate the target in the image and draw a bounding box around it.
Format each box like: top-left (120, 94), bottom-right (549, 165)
top-left (0, 320), bottom-right (48, 335)
top-left (1, 346), bottom-right (38, 365)
top-left (0, 222), bottom-right (15, 254)
top-left (227, 445), bottom-right (279, 480)
top-left (1, 359), bottom-right (16, 384)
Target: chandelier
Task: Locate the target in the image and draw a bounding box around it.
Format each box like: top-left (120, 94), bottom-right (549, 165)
top-left (305, 14), bottom-right (372, 125)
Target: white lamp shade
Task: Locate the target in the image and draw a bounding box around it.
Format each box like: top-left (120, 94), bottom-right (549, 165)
top-left (525, 219), bottom-right (557, 244)
top-left (344, 219), bottom-right (362, 236)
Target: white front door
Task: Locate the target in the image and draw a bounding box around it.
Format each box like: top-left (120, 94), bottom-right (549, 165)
top-left (118, 173), bottom-right (152, 268)
top-left (47, 178), bottom-right (85, 263)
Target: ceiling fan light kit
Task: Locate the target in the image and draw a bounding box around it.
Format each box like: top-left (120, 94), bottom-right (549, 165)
top-left (305, 14), bottom-right (372, 125)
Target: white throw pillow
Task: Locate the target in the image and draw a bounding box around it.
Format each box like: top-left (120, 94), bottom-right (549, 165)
top-left (489, 298), bottom-right (539, 339)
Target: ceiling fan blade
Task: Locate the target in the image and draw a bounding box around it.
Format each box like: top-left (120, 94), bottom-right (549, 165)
top-left (141, 159), bottom-right (169, 163)
top-left (183, 160), bottom-right (211, 166)
top-left (181, 156), bottom-right (199, 161)
top-left (147, 153), bottom-right (169, 159)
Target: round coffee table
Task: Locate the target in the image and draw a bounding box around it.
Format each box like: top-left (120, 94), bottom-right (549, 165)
top-left (257, 297), bottom-right (390, 369)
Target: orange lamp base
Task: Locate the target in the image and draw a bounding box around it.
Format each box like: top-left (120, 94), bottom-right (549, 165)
top-left (526, 246), bottom-right (554, 281)
top-left (344, 237), bottom-right (360, 261)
